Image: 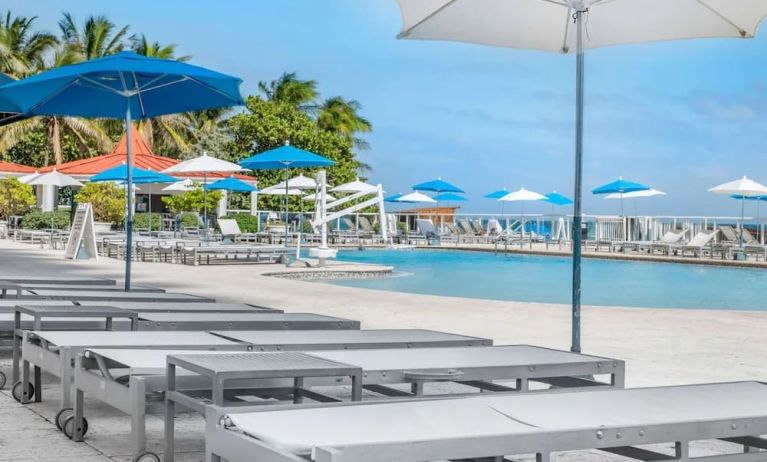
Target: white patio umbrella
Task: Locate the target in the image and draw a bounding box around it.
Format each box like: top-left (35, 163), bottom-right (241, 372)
top-left (605, 188), bottom-right (667, 215)
top-left (709, 176), bottom-right (767, 254)
top-left (162, 153), bottom-right (244, 239)
top-left (28, 169), bottom-right (83, 233)
top-left (331, 178), bottom-right (377, 194)
top-left (259, 186), bottom-right (304, 196)
top-left (271, 174), bottom-right (318, 190)
top-left (395, 0), bottom-right (767, 353)
top-left (499, 187), bottom-right (546, 238)
top-left (395, 191), bottom-right (437, 203)
top-left (162, 179), bottom-right (196, 192)
top-left (18, 170), bottom-right (40, 184)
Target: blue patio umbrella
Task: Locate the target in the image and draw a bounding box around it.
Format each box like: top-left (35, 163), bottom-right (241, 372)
top-left (239, 143), bottom-right (334, 256)
top-left (432, 192), bottom-right (467, 202)
top-left (413, 177), bottom-right (464, 193)
top-left (0, 51), bottom-right (243, 290)
top-left (484, 188), bottom-right (508, 199)
top-left (206, 176), bottom-right (257, 193)
top-left (91, 165), bottom-right (176, 235)
top-left (592, 177), bottom-right (650, 216)
top-left (544, 191), bottom-right (574, 206)
top-left (384, 193), bottom-right (406, 203)
top-left (732, 195), bottom-right (767, 242)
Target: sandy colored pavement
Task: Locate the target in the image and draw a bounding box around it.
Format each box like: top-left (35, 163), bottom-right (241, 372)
top-left (1, 238), bottom-right (764, 388)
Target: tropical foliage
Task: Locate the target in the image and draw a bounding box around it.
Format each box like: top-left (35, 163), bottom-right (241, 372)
top-left (161, 184), bottom-right (222, 215)
top-left (0, 177), bottom-right (35, 217)
top-left (20, 209), bottom-right (69, 229)
top-left (74, 182), bottom-right (125, 224)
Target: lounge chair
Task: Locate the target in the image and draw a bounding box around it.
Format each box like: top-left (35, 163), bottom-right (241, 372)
top-left (676, 229), bottom-right (718, 258)
top-left (633, 228), bottom-right (686, 254)
top-left (207, 381), bottom-right (767, 462)
top-left (416, 218), bottom-right (445, 245)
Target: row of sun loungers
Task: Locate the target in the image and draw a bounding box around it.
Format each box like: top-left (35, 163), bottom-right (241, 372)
top-left (0, 273), bottom-right (764, 462)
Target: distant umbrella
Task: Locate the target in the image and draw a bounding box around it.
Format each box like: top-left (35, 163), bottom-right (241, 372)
top-left (332, 178), bottom-right (377, 194)
top-left (384, 193), bottom-right (406, 203)
top-left (28, 169), bottom-right (83, 188)
top-left (18, 170), bottom-right (40, 184)
top-left (593, 177), bottom-right (651, 216)
top-left (205, 176), bottom-right (257, 193)
top-left (709, 176), bottom-right (767, 254)
top-left (433, 192), bottom-right (467, 202)
top-left (499, 188), bottom-right (546, 237)
top-left (484, 188), bottom-right (508, 199)
top-left (271, 174), bottom-right (319, 191)
top-left (544, 191), bottom-right (574, 206)
top-left (603, 189), bottom-right (666, 200)
top-left (395, 191), bottom-right (437, 203)
top-left (412, 177), bottom-right (464, 194)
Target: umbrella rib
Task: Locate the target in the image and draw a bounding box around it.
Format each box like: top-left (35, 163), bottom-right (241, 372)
top-left (696, 0), bottom-right (750, 37)
top-left (79, 76), bottom-right (125, 95)
top-left (184, 75), bottom-right (243, 105)
top-left (397, 0), bottom-right (461, 38)
top-left (131, 71), bottom-right (147, 118)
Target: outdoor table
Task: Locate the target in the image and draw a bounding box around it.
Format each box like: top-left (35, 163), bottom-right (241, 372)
top-left (11, 304), bottom-right (138, 403)
top-left (0, 281), bottom-right (23, 299)
top-left (163, 351), bottom-right (364, 462)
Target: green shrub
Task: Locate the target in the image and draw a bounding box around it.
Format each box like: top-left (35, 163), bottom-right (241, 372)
top-left (0, 178), bottom-right (36, 218)
top-left (21, 210), bottom-right (70, 230)
top-left (75, 182), bottom-right (125, 224)
top-left (223, 213), bottom-right (259, 233)
top-left (179, 212), bottom-right (200, 229)
top-left (133, 213), bottom-right (163, 231)
top-left (162, 185), bottom-right (222, 214)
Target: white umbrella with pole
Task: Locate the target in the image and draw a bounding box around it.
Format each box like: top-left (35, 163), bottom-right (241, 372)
top-left (709, 176), bottom-right (767, 259)
top-left (498, 187), bottom-right (546, 239)
top-left (162, 153), bottom-right (244, 240)
top-left (394, 0), bottom-right (767, 353)
top-left (28, 169), bottom-right (83, 244)
top-left (268, 175), bottom-right (320, 260)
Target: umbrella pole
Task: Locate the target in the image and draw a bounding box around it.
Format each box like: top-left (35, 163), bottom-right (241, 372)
top-left (284, 167), bottom-right (289, 264)
top-left (570, 9), bottom-right (586, 353)
top-left (148, 185), bottom-right (152, 236)
top-left (203, 172), bottom-right (208, 242)
top-left (124, 104), bottom-right (133, 291)
top-left (740, 196), bottom-right (745, 251)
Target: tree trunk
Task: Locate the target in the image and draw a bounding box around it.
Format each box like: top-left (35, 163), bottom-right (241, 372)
top-left (51, 117), bottom-right (63, 165)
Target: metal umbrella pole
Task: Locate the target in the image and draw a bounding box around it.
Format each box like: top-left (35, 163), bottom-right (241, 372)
top-left (570, 9), bottom-right (585, 353)
top-left (202, 172), bottom-right (208, 242)
top-left (124, 103), bottom-right (133, 291)
top-left (284, 166), bottom-right (290, 263)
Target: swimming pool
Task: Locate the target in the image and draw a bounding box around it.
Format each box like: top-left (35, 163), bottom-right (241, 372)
top-left (326, 249), bottom-right (767, 311)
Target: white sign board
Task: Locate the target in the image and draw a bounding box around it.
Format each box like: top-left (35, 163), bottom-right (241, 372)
top-left (64, 203), bottom-right (98, 260)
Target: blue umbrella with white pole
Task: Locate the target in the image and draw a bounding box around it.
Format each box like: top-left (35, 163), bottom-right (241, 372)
top-left (592, 177), bottom-right (650, 217)
top-left (239, 142), bottom-right (334, 260)
top-left (0, 51), bottom-right (244, 290)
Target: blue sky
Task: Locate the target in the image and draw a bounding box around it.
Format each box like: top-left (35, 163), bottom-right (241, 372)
top-left (9, 0), bottom-right (767, 216)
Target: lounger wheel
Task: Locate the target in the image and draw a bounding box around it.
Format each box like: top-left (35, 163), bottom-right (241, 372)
top-left (133, 452), bottom-right (160, 462)
top-left (62, 415), bottom-right (88, 439)
top-left (0, 371), bottom-right (6, 389)
top-left (11, 381), bottom-right (34, 403)
top-left (55, 408), bottom-right (73, 431)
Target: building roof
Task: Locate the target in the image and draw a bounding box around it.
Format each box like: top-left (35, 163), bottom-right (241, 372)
top-left (0, 160), bottom-right (37, 174)
top-left (38, 125), bottom-right (253, 181)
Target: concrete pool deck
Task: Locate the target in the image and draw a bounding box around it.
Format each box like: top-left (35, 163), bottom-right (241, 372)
top-left (0, 238), bottom-right (765, 460)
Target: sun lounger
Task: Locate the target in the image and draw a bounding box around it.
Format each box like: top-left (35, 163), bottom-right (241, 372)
top-left (133, 312), bottom-right (359, 331)
top-left (678, 230), bottom-right (718, 258)
top-left (177, 244), bottom-right (287, 265)
top-left (208, 381), bottom-right (767, 462)
top-left (17, 289), bottom-right (213, 303)
top-left (211, 329), bottom-right (492, 350)
top-left (75, 301), bottom-right (282, 313)
top-left (0, 276), bottom-right (115, 286)
top-left (9, 283), bottom-right (163, 293)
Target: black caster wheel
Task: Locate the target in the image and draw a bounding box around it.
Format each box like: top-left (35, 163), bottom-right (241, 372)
top-left (133, 452), bottom-right (161, 462)
top-left (56, 407), bottom-right (73, 431)
top-left (62, 415), bottom-right (89, 439)
top-left (0, 371), bottom-right (6, 389)
top-left (11, 381), bottom-right (34, 403)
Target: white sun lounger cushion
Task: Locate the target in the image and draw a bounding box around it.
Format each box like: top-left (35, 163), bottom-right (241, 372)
top-left (224, 382), bottom-right (767, 458)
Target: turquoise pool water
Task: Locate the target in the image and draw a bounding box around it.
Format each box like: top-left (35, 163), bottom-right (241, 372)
top-left (326, 249), bottom-right (767, 310)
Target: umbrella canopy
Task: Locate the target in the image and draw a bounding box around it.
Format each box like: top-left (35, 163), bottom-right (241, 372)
top-left (303, 192), bottom-right (337, 202)
top-left (0, 51), bottom-right (243, 118)
top-left (412, 177), bottom-right (464, 193)
top-left (205, 176), bottom-right (257, 193)
top-left (592, 177), bottom-right (651, 195)
top-left (604, 188), bottom-right (666, 200)
top-left (91, 164), bottom-right (175, 184)
top-left (484, 188), bottom-right (509, 199)
top-left (394, 0), bottom-right (767, 354)
top-left (395, 191), bottom-right (437, 203)
top-left (239, 144), bottom-right (334, 170)
top-left (709, 176), bottom-right (767, 196)
top-left (271, 174), bottom-right (318, 190)
top-left (259, 186), bottom-right (304, 196)
top-left (384, 193), bottom-right (406, 203)
top-left (28, 169), bottom-right (82, 187)
top-left (731, 194), bottom-right (767, 201)
top-left (544, 191), bottom-right (574, 206)
top-left (162, 153), bottom-right (243, 175)
top-left (499, 187), bottom-right (546, 202)
top-left (18, 170), bottom-right (40, 184)
top-left (332, 178), bottom-right (377, 194)
top-left (433, 192), bottom-right (467, 202)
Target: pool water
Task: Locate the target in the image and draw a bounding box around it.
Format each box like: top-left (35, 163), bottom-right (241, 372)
top-left (326, 249), bottom-right (767, 311)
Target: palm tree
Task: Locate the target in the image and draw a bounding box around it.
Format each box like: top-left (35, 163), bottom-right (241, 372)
top-left (0, 11), bottom-right (57, 77)
top-left (258, 72), bottom-right (318, 110)
top-left (130, 33), bottom-right (190, 61)
top-left (317, 96), bottom-right (372, 150)
top-left (58, 13), bottom-right (128, 60)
